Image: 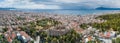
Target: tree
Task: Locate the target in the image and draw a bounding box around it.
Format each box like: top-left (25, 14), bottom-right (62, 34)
top-left (112, 38), bottom-right (120, 43)
top-left (51, 38), bottom-right (58, 43)
top-left (0, 35), bottom-right (8, 43)
top-left (12, 39), bottom-right (21, 43)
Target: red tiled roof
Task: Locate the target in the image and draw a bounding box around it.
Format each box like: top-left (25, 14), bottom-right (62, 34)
top-left (11, 32), bottom-right (16, 39)
top-left (105, 32), bottom-right (111, 38)
top-left (7, 36), bottom-right (12, 42)
top-left (20, 31), bottom-right (30, 38)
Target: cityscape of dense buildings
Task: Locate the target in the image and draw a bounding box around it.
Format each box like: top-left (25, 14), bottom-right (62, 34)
top-left (0, 11), bottom-right (120, 43)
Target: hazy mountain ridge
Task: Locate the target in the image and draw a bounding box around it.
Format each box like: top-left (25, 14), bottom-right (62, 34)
top-left (96, 7), bottom-right (120, 10)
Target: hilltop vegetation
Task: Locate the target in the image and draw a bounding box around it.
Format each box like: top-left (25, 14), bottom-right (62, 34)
top-left (78, 13), bottom-right (120, 43)
top-left (80, 13), bottom-right (120, 32)
top-left (20, 18), bottom-right (82, 43)
top-left (93, 13), bottom-right (120, 32)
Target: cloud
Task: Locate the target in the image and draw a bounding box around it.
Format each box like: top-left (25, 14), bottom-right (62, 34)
top-left (100, 0), bottom-right (120, 8)
top-left (0, 0), bottom-right (120, 9)
top-left (53, 0), bottom-right (120, 8)
top-left (0, 0), bottom-right (61, 9)
top-left (53, 0), bottom-right (81, 3)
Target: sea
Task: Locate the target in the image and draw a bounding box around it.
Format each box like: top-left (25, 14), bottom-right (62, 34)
top-left (2, 9), bottom-right (120, 15)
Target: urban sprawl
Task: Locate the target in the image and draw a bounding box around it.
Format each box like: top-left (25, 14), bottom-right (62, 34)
top-left (0, 11), bottom-right (120, 43)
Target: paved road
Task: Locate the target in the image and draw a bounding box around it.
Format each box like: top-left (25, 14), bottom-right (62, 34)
top-left (34, 36), bottom-right (40, 43)
top-left (104, 39), bottom-right (112, 43)
top-left (99, 38), bottom-right (112, 43)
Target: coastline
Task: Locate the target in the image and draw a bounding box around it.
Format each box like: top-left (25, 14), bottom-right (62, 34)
top-left (0, 10), bottom-right (120, 16)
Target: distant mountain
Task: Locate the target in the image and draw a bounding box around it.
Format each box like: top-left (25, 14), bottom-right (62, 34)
top-left (96, 7), bottom-right (120, 10)
top-left (0, 8), bottom-right (16, 10)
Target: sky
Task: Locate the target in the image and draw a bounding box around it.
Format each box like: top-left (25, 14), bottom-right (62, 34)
top-left (0, 0), bottom-right (120, 9)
